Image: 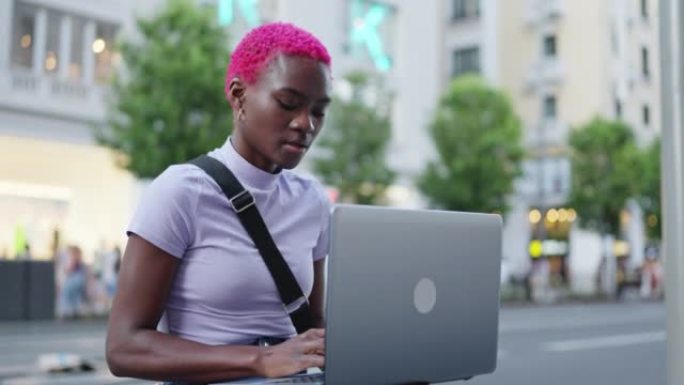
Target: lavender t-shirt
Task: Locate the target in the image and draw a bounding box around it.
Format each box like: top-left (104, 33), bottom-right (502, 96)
top-left (127, 139), bottom-right (331, 345)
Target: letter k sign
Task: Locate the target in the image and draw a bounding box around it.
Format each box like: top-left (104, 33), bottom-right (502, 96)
top-left (350, 1), bottom-right (392, 72)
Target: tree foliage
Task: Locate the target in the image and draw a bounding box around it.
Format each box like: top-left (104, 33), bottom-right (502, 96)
top-left (568, 118), bottom-right (643, 237)
top-left (418, 75), bottom-right (524, 214)
top-left (312, 72), bottom-right (395, 204)
top-left (99, 0), bottom-right (232, 178)
top-left (639, 139), bottom-right (661, 240)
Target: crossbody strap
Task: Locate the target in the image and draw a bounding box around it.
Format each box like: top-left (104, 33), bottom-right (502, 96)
top-left (189, 155), bottom-right (313, 334)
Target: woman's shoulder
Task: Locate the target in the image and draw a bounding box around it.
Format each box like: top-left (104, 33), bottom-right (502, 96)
top-left (280, 171), bottom-right (329, 203)
top-left (143, 163), bottom-right (207, 202)
top-left (155, 163), bottom-right (206, 183)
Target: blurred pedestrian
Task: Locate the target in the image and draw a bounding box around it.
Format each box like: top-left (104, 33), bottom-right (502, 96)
top-left (92, 241), bottom-right (108, 280)
top-left (107, 22), bottom-right (332, 384)
top-left (58, 245), bottom-right (87, 319)
top-left (641, 245), bottom-right (663, 299)
top-left (17, 243), bottom-right (33, 260)
top-left (102, 245), bottom-right (121, 305)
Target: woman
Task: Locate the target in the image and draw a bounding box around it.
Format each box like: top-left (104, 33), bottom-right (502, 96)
top-left (106, 22), bottom-right (332, 384)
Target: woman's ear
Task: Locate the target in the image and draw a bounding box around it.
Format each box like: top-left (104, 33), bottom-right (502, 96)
top-left (227, 77), bottom-right (246, 111)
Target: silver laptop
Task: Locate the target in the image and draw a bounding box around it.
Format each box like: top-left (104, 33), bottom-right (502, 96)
top-left (227, 204), bottom-right (502, 384)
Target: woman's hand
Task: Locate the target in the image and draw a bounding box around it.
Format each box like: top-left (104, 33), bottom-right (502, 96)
top-left (254, 328), bottom-right (325, 378)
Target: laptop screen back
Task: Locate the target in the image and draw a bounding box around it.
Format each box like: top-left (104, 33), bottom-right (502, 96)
top-left (324, 205), bottom-right (502, 385)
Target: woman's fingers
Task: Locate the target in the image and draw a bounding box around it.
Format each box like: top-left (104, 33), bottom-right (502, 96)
top-left (258, 329), bottom-right (325, 376)
top-left (301, 328), bottom-right (325, 339)
top-left (299, 353), bottom-right (325, 369)
top-left (258, 338), bottom-right (325, 377)
top-left (293, 336), bottom-right (324, 354)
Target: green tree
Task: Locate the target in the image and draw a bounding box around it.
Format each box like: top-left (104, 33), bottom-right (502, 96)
top-left (312, 72), bottom-right (395, 204)
top-left (418, 75), bottom-right (524, 214)
top-left (568, 118), bottom-right (644, 237)
top-left (639, 139), bottom-right (661, 240)
top-left (99, 0), bottom-right (232, 178)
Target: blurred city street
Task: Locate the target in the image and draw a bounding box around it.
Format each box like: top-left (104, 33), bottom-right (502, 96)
top-left (0, 300), bottom-right (665, 385)
top-left (1, 0), bottom-right (681, 383)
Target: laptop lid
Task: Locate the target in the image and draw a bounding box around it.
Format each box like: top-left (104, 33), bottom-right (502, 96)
top-left (323, 204), bottom-right (502, 385)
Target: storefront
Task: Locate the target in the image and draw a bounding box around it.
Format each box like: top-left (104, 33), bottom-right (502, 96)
top-left (0, 135), bottom-right (137, 263)
top-left (528, 207), bottom-right (576, 286)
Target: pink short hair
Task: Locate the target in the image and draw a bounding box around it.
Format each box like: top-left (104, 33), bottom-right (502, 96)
top-left (225, 22), bottom-right (331, 97)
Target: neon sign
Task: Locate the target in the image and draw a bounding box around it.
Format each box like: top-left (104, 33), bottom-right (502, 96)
top-left (218, 0), bottom-right (260, 27)
top-left (349, 0), bottom-right (393, 72)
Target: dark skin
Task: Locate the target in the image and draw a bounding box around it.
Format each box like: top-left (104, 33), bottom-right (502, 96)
top-left (106, 54), bottom-right (332, 383)
top-left (231, 54), bottom-right (331, 172)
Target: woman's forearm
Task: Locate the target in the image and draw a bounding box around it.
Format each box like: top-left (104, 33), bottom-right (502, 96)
top-left (107, 328), bottom-right (261, 383)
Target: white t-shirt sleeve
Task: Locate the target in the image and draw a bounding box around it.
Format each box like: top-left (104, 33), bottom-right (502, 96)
top-left (127, 165), bottom-right (201, 259)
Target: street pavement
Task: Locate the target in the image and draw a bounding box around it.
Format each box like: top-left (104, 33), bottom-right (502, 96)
top-left (465, 300), bottom-right (665, 385)
top-left (0, 301), bottom-right (665, 384)
top-left (0, 319), bottom-right (149, 385)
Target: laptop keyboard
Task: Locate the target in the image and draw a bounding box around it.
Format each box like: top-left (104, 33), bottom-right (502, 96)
top-left (263, 373), bottom-right (324, 384)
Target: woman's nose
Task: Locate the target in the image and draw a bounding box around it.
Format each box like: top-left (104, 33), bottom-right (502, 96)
top-left (290, 111), bottom-right (315, 132)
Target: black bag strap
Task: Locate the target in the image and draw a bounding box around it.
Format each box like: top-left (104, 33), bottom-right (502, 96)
top-left (189, 155), bottom-right (313, 334)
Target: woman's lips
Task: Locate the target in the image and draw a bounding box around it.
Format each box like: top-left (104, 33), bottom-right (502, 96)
top-left (283, 142), bottom-right (308, 154)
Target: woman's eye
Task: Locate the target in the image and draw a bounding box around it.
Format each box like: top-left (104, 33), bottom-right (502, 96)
top-left (312, 109), bottom-right (326, 118)
top-left (276, 99), bottom-right (297, 111)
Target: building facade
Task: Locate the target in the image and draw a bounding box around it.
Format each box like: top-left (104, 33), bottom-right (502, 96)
top-left (0, 0), bottom-right (448, 261)
top-left (0, 0), bottom-right (163, 261)
top-left (496, 0), bottom-right (661, 292)
top-left (2, 0), bottom-right (660, 286)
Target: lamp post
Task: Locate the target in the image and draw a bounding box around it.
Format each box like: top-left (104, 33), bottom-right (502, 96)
top-left (660, 0), bottom-right (684, 383)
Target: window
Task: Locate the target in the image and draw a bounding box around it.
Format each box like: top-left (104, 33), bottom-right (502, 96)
top-left (69, 17), bottom-right (85, 79)
top-left (641, 0), bottom-right (649, 19)
top-left (453, 0), bottom-right (466, 19)
top-left (615, 99), bottom-right (623, 119)
top-left (543, 95), bottom-right (557, 119)
top-left (452, 0), bottom-right (479, 21)
top-left (553, 174), bottom-right (563, 194)
top-left (543, 35), bottom-right (557, 58)
top-left (44, 10), bottom-right (61, 74)
top-left (643, 104), bottom-right (650, 126)
top-left (641, 46), bottom-right (650, 79)
top-left (11, 1), bottom-right (121, 83)
top-left (531, 157), bottom-right (571, 196)
top-left (452, 46), bottom-right (480, 77)
top-left (11, 2), bottom-right (36, 69)
top-left (94, 22), bottom-right (118, 83)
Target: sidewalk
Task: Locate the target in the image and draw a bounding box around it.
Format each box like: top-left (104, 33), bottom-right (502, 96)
top-left (0, 318), bottom-right (149, 384)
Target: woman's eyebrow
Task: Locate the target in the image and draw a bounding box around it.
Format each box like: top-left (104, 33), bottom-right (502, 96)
top-left (279, 87), bottom-right (331, 103)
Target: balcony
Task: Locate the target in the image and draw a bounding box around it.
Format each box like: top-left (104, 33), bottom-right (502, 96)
top-left (523, 120), bottom-right (569, 149)
top-left (525, 59), bottom-right (566, 92)
top-left (0, 69), bottom-right (107, 123)
top-left (524, 0), bottom-right (564, 26)
top-left (1, 3), bottom-right (120, 125)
